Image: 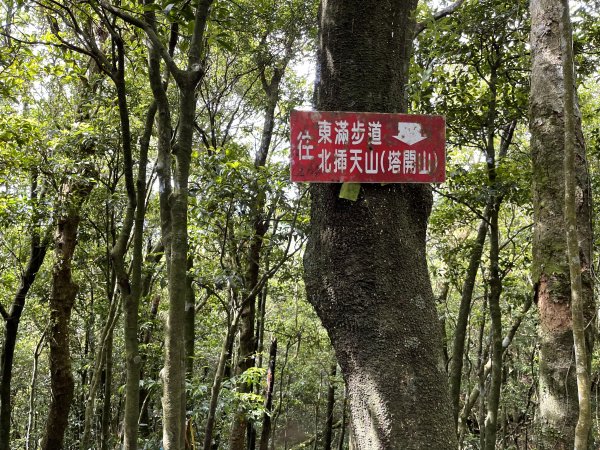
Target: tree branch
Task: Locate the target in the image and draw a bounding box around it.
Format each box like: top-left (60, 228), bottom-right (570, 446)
top-left (98, 0), bottom-right (183, 81)
top-left (414, 0), bottom-right (465, 38)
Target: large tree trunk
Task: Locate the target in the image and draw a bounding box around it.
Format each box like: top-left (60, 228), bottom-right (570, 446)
top-left (530, 0), bottom-right (595, 448)
top-left (42, 177), bottom-right (93, 450)
top-left (303, 1), bottom-right (456, 448)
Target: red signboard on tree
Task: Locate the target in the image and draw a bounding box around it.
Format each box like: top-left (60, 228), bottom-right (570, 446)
top-left (290, 110), bottom-right (445, 183)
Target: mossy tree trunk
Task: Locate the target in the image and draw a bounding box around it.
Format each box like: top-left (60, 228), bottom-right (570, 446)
top-left (530, 0), bottom-right (595, 448)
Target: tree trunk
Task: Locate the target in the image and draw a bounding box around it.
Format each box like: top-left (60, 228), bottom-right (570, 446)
top-left (530, 0), bottom-right (595, 447)
top-left (101, 330), bottom-right (114, 450)
top-left (304, 1), bottom-right (456, 448)
top-left (121, 91), bottom-right (155, 450)
top-left (203, 310), bottom-right (240, 450)
top-left (323, 364), bottom-right (337, 450)
top-left (560, 0), bottom-right (592, 446)
top-left (25, 331), bottom-right (46, 450)
top-left (448, 203), bottom-right (490, 427)
top-left (336, 388), bottom-right (348, 450)
top-left (259, 339), bottom-right (277, 450)
top-left (483, 197), bottom-right (503, 450)
top-left (42, 177), bottom-right (93, 450)
top-left (229, 68), bottom-right (284, 450)
top-left (0, 175), bottom-right (48, 450)
top-left (483, 65), bottom-right (505, 450)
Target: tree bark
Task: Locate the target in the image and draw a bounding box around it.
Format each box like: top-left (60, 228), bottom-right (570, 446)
top-left (530, 0), bottom-right (595, 447)
top-left (41, 176), bottom-right (93, 450)
top-left (304, 1), bottom-right (456, 448)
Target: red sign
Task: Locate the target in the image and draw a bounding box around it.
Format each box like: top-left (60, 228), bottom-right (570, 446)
top-left (290, 110), bottom-right (445, 183)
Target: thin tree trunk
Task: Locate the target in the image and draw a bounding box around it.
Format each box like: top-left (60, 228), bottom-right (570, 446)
top-left (203, 311), bottom-right (240, 450)
top-left (313, 372), bottom-right (323, 450)
top-left (561, 0), bottom-right (592, 446)
top-left (530, 0), bottom-right (595, 447)
top-left (185, 256), bottom-right (195, 381)
top-left (256, 288), bottom-right (268, 369)
top-left (337, 388), bottom-right (348, 450)
top-left (484, 198), bottom-right (503, 450)
top-left (0, 174), bottom-right (48, 450)
top-left (121, 95), bottom-right (155, 450)
top-left (25, 331), bottom-right (46, 450)
top-left (101, 330), bottom-right (114, 450)
top-left (458, 294), bottom-right (532, 446)
top-left (448, 203), bottom-right (490, 426)
top-left (80, 286), bottom-right (121, 450)
top-left (483, 65), bottom-right (503, 450)
top-left (184, 257), bottom-right (195, 450)
top-left (229, 68), bottom-right (285, 450)
top-left (259, 339), bottom-right (277, 450)
top-left (304, 1), bottom-right (456, 447)
top-left (323, 364), bottom-right (337, 450)
top-left (139, 295), bottom-right (161, 437)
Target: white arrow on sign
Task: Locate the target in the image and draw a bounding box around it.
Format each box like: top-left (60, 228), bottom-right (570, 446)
top-left (393, 122), bottom-right (428, 145)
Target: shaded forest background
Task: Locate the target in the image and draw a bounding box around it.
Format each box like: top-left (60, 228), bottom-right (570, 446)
top-left (1, 0), bottom-right (600, 448)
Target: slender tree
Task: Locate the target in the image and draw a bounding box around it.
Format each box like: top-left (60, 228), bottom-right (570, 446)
top-left (561, 0), bottom-right (592, 446)
top-left (0, 173), bottom-right (48, 450)
top-left (102, 2), bottom-right (215, 447)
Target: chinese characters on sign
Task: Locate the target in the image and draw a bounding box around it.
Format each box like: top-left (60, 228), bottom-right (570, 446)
top-left (290, 110), bottom-right (445, 183)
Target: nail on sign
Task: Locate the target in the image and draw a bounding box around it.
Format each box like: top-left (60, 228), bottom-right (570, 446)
top-left (290, 110), bottom-right (445, 183)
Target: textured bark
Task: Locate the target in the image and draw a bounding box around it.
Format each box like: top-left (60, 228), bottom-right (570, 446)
top-left (530, 0), bottom-right (595, 448)
top-left (304, 1), bottom-right (456, 448)
top-left (42, 177), bottom-right (93, 450)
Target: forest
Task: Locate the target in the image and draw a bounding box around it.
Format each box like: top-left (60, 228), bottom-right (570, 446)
top-left (0, 0), bottom-right (599, 449)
